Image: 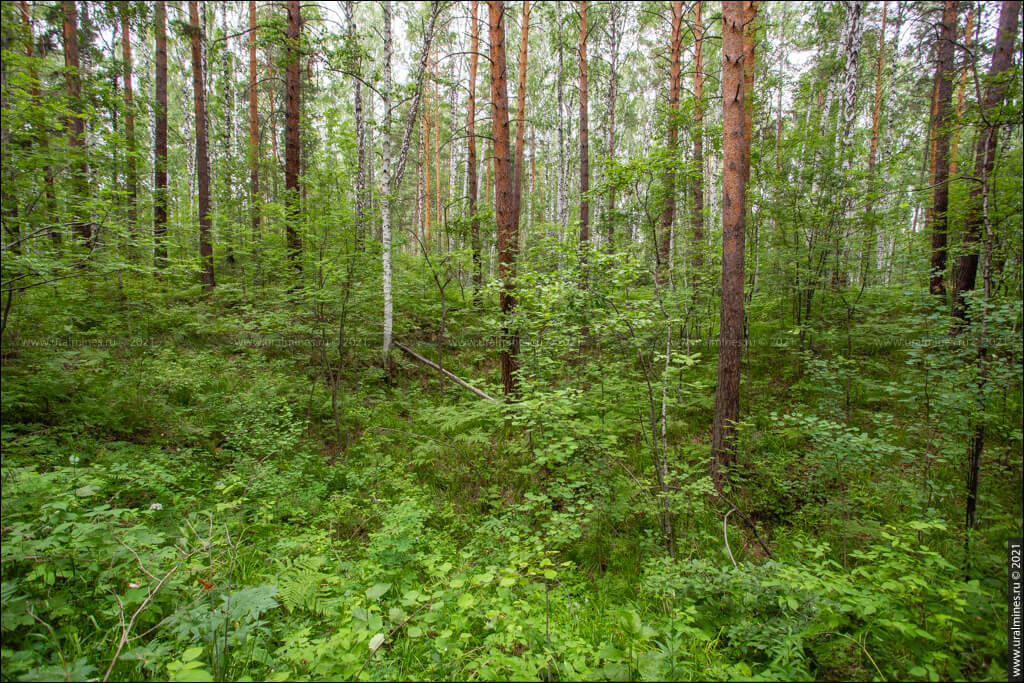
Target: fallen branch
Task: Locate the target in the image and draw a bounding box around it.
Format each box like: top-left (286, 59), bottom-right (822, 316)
top-left (394, 342), bottom-right (496, 401)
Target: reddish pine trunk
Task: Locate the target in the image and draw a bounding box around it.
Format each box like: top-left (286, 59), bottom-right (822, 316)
top-left (953, 0), bottom-right (1020, 321)
top-left (658, 1), bottom-right (683, 282)
top-left (512, 1), bottom-right (529, 232)
top-left (189, 1), bottom-right (215, 290)
top-left (578, 0), bottom-right (589, 281)
top-left (690, 1), bottom-right (704, 270)
top-left (468, 0), bottom-right (482, 302)
top-left (928, 1), bottom-right (957, 298)
top-left (121, 4), bottom-right (137, 230)
top-left (154, 0), bottom-right (168, 268)
top-left (489, 1), bottom-right (519, 396)
top-left (711, 1), bottom-right (750, 493)
top-left (284, 0), bottom-right (303, 275)
top-left (63, 1), bottom-right (90, 243)
top-left (249, 1), bottom-right (260, 243)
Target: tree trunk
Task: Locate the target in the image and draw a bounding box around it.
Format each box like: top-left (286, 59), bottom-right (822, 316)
top-left (18, 1), bottom-right (57, 245)
top-left (863, 1), bottom-right (887, 284)
top-left (490, 0), bottom-right (519, 396)
top-left (948, 3), bottom-right (973, 178)
top-left (382, 0), bottom-right (394, 373)
top-left (578, 0), bottom-right (589, 283)
top-left (345, 1), bottom-right (367, 248)
top-left (154, 0), bottom-right (168, 268)
top-left (690, 1), bottom-right (704, 271)
top-left (711, 1), bottom-right (749, 493)
top-left (928, 1), bottom-right (957, 298)
top-left (742, 1), bottom-right (757, 185)
top-left (468, 0), bottom-right (482, 303)
top-left (556, 7), bottom-right (568, 226)
top-left (284, 0), bottom-right (302, 275)
top-left (658, 1), bottom-right (683, 282)
top-left (953, 0), bottom-right (1019, 321)
top-left (189, 1), bottom-right (215, 290)
top-left (63, 1), bottom-right (90, 243)
top-left (249, 0), bottom-right (260, 245)
top-left (512, 1), bottom-right (529, 238)
top-left (423, 105), bottom-right (433, 244)
top-left (120, 5), bottom-right (137, 233)
top-left (604, 3), bottom-right (621, 250)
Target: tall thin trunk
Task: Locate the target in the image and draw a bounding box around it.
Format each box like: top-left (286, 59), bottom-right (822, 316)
top-left (690, 1), bottom-right (704, 270)
top-left (433, 53), bottom-right (442, 230)
top-left (711, 1), bottom-right (750, 493)
top-left (658, 1), bottom-right (683, 282)
top-left (154, 0), bottom-right (168, 268)
top-left (63, 1), bottom-right (90, 243)
top-left (578, 0), bottom-right (589, 283)
top-left (19, 0), bottom-right (57, 244)
top-left (380, 0), bottom-right (441, 372)
top-left (190, 1), bottom-right (215, 289)
top-left (604, 3), bottom-right (621, 250)
top-left (284, 0), bottom-right (302, 275)
top-left (953, 0), bottom-right (1019, 321)
top-left (512, 1), bottom-right (530, 236)
top-left (490, 0), bottom-right (519, 396)
top-left (864, 1), bottom-right (887, 283)
top-left (345, 1), bottom-right (367, 247)
top-left (928, 1), bottom-right (957, 298)
top-left (423, 102), bottom-right (432, 243)
top-left (382, 1), bottom-right (394, 373)
top-left (249, 0), bottom-right (260, 244)
top-left (121, 5), bottom-right (137, 232)
top-left (556, 8), bottom-right (567, 226)
top-left (835, 0), bottom-right (863, 288)
top-left (468, 0), bottom-right (482, 303)
top-left (949, 3), bottom-right (974, 178)
top-left (742, 1), bottom-right (757, 185)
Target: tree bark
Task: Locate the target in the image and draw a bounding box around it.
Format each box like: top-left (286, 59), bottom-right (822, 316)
top-left (154, 0), bottom-right (168, 268)
top-left (119, 5), bottom-right (137, 233)
top-left (189, 1), bottom-right (215, 290)
top-left (285, 0), bottom-right (303, 275)
top-left (711, 1), bottom-right (749, 493)
top-left (578, 0), bottom-right (589, 283)
top-left (742, 0), bottom-right (757, 185)
top-left (344, 1), bottom-right (367, 248)
top-left (63, 1), bottom-right (90, 243)
top-left (249, 0), bottom-right (260, 245)
top-left (953, 0), bottom-right (1019, 321)
top-left (864, 1), bottom-right (887, 283)
top-left (690, 1), bottom-right (705, 271)
top-left (928, 1), bottom-right (957, 298)
top-left (382, 1), bottom-right (394, 373)
top-left (512, 1), bottom-right (530, 239)
top-left (604, 3), bottom-right (622, 250)
top-left (658, 1), bottom-right (683, 282)
top-left (490, 0), bottom-right (519, 396)
top-left (468, 0), bottom-right (482, 303)
top-left (948, 3), bottom-right (973, 178)
top-left (18, 1), bottom-right (57, 244)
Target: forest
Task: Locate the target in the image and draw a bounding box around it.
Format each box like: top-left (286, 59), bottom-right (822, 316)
top-left (1, 0), bottom-right (1022, 680)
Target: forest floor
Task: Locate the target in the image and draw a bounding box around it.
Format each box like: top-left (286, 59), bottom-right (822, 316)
top-left (1, 269), bottom-right (1020, 681)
